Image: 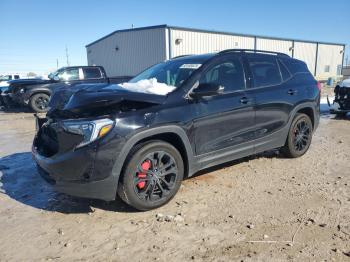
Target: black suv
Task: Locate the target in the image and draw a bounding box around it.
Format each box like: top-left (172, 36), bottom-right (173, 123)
top-left (5, 66), bottom-right (108, 112)
top-left (33, 49), bottom-right (320, 210)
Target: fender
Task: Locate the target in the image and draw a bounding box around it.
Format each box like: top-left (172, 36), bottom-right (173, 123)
top-left (109, 125), bottom-right (195, 198)
top-left (23, 87), bottom-right (52, 103)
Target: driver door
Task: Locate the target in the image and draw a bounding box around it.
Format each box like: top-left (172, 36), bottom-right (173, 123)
top-left (192, 54), bottom-right (255, 157)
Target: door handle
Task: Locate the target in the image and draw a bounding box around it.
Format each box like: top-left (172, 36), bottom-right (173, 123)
top-left (240, 97), bottom-right (249, 104)
top-left (288, 89), bottom-right (298, 95)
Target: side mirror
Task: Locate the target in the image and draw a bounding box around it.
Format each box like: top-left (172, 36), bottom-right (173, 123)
top-left (190, 83), bottom-right (224, 98)
top-left (53, 76), bottom-right (60, 81)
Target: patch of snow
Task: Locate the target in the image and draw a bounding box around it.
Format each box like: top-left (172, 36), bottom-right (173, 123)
top-left (120, 78), bottom-right (176, 96)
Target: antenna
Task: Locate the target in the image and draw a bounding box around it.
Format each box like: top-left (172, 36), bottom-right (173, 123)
top-left (65, 45), bottom-right (70, 66)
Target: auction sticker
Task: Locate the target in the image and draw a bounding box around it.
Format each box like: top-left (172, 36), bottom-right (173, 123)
top-left (180, 64), bottom-right (202, 69)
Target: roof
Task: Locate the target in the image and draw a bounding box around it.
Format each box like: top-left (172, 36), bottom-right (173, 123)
top-left (85, 24), bottom-right (346, 48)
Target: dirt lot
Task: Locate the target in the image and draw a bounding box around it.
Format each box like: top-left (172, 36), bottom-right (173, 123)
top-left (0, 98), bottom-right (349, 261)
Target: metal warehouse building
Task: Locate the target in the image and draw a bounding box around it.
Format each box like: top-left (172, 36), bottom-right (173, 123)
top-left (86, 25), bottom-right (345, 80)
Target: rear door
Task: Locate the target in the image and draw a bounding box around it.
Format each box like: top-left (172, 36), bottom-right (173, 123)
top-left (246, 54), bottom-right (299, 149)
top-left (192, 54), bottom-right (255, 156)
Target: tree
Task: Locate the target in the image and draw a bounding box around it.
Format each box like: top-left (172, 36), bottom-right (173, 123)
top-left (27, 72), bottom-right (37, 77)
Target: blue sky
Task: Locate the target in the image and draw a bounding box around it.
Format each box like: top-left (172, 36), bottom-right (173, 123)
top-left (1, 0), bottom-right (349, 75)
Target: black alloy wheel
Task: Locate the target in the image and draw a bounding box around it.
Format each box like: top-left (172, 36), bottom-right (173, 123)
top-left (118, 141), bottom-right (184, 211)
top-left (281, 113), bottom-right (313, 158)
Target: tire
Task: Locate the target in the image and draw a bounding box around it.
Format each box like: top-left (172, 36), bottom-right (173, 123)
top-left (118, 140), bottom-right (184, 211)
top-left (281, 113), bottom-right (313, 158)
top-left (30, 93), bottom-right (50, 113)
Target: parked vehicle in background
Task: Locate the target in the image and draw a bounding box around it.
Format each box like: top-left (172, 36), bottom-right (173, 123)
top-left (4, 66), bottom-right (125, 112)
top-left (33, 49), bottom-right (320, 210)
top-left (328, 78), bottom-right (350, 116)
top-left (0, 74), bottom-right (22, 87)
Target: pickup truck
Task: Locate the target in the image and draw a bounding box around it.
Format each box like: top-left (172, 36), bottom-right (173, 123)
top-left (4, 66), bottom-right (130, 112)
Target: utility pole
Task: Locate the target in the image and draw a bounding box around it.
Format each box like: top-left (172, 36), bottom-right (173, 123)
top-left (346, 55), bottom-right (349, 66)
top-left (65, 45), bottom-right (70, 66)
top-left (56, 59), bottom-right (59, 69)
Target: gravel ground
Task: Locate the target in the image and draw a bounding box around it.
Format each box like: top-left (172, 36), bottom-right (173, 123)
top-left (0, 99), bottom-right (349, 261)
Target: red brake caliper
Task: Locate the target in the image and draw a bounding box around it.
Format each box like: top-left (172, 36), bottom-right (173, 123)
top-left (137, 160), bottom-right (151, 189)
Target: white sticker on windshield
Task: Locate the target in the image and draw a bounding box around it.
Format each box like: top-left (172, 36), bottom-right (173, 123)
top-left (180, 64), bottom-right (202, 69)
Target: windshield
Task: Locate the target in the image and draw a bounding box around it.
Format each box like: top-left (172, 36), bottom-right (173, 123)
top-left (129, 57), bottom-right (209, 87)
top-left (119, 55), bottom-right (213, 96)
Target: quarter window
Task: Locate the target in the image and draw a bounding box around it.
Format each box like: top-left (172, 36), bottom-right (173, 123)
top-left (83, 67), bottom-right (102, 79)
top-left (200, 57), bottom-right (245, 93)
top-left (249, 56), bottom-right (282, 87)
top-left (278, 59), bottom-right (291, 81)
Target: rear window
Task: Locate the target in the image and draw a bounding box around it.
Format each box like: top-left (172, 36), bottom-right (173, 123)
top-left (83, 67), bottom-right (102, 79)
top-left (248, 56), bottom-right (281, 87)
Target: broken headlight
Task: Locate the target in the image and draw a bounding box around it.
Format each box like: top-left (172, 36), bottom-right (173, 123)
top-left (62, 118), bottom-right (114, 148)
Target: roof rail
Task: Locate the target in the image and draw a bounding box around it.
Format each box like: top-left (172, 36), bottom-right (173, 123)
top-left (171, 54), bottom-right (193, 59)
top-left (219, 49), bottom-right (289, 57)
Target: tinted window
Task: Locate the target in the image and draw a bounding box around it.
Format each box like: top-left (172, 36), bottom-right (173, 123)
top-left (200, 57), bottom-right (245, 93)
top-left (278, 59), bottom-right (291, 81)
top-left (58, 68), bottom-right (79, 81)
top-left (282, 58), bottom-right (309, 74)
top-left (249, 56), bottom-right (281, 87)
top-left (83, 67), bottom-right (102, 79)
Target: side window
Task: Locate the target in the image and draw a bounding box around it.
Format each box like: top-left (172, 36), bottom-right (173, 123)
top-left (58, 68), bottom-right (79, 81)
top-left (248, 56), bottom-right (281, 87)
top-left (8, 75), bottom-right (12, 80)
top-left (199, 57), bottom-right (245, 93)
top-left (83, 67), bottom-right (102, 79)
top-left (14, 75), bottom-right (20, 79)
top-left (278, 59), bottom-right (292, 81)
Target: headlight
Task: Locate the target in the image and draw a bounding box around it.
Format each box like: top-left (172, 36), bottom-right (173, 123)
top-left (62, 118), bottom-right (114, 148)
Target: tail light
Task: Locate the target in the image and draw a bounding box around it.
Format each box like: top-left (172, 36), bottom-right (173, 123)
top-left (316, 81), bottom-right (321, 92)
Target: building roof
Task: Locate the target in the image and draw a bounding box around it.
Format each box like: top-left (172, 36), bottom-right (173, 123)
top-left (85, 24), bottom-right (346, 48)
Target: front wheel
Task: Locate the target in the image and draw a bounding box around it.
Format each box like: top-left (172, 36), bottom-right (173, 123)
top-left (281, 113), bottom-right (313, 158)
top-left (118, 141), bottom-right (184, 211)
top-left (30, 93), bottom-right (50, 113)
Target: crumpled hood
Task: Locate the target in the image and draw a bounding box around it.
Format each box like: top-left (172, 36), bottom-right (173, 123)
top-left (47, 83), bottom-right (167, 118)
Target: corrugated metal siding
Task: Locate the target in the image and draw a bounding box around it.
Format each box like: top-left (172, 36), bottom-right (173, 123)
top-left (293, 41), bottom-right (317, 74)
top-left (316, 44), bottom-right (343, 78)
top-left (170, 29), bottom-right (254, 57)
top-left (256, 38), bottom-right (293, 56)
top-left (86, 28), bottom-right (167, 77)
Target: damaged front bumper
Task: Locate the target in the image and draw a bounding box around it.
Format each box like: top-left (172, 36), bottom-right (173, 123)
top-left (32, 115), bottom-right (126, 201)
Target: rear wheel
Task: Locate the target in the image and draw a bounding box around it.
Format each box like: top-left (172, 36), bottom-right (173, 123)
top-left (30, 93), bottom-right (50, 113)
top-left (118, 141), bottom-right (184, 211)
top-left (281, 113), bottom-right (313, 158)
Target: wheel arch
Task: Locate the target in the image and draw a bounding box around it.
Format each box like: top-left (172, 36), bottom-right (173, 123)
top-left (110, 126), bottom-right (195, 199)
top-left (296, 106), bottom-right (315, 129)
